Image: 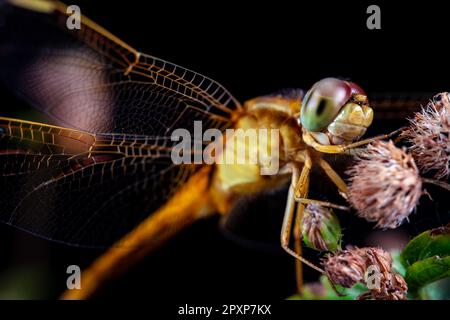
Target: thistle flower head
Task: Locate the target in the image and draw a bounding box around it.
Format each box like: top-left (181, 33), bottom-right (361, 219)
top-left (322, 246), bottom-right (408, 300)
top-left (359, 271), bottom-right (408, 300)
top-left (364, 247), bottom-right (392, 274)
top-left (402, 93), bottom-right (450, 180)
top-left (321, 247), bottom-right (367, 288)
top-left (301, 204), bottom-right (342, 252)
top-left (368, 273), bottom-right (408, 300)
top-left (346, 140), bottom-right (422, 229)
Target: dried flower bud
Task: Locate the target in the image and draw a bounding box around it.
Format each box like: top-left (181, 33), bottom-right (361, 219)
top-left (402, 93), bottom-right (450, 180)
top-left (380, 273), bottom-right (408, 300)
top-left (360, 272), bottom-right (408, 300)
top-left (301, 204), bottom-right (342, 251)
top-left (364, 247), bottom-right (392, 274)
top-left (322, 246), bottom-right (408, 300)
top-left (347, 141), bottom-right (422, 229)
top-left (322, 247), bottom-right (367, 288)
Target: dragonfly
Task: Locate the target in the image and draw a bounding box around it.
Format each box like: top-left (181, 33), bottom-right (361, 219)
top-left (0, 0), bottom-right (430, 299)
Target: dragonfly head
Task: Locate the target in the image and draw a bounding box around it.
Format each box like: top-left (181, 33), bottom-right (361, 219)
top-left (300, 78), bottom-right (373, 145)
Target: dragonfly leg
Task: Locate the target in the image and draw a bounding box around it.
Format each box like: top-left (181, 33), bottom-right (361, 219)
top-left (292, 160), bottom-right (349, 292)
top-left (293, 152), bottom-right (313, 293)
top-left (293, 151), bottom-right (312, 199)
top-left (294, 155), bottom-right (350, 211)
top-left (280, 185), bottom-right (325, 274)
top-left (302, 127), bottom-right (403, 154)
top-left (292, 192), bottom-right (349, 298)
top-left (342, 147), bottom-right (367, 156)
top-left (294, 199), bottom-right (306, 293)
top-left (281, 161), bottom-right (325, 294)
top-left (294, 197), bottom-right (350, 211)
top-left (317, 157), bottom-right (348, 198)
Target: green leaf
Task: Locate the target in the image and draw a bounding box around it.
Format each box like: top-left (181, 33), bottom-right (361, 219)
top-left (418, 278), bottom-right (450, 300)
top-left (391, 250), bottom-right (407, 277)
top-left (405, 256), bottom-right (450, 293)
top-left (401, 224), bottom-right (450, 295)
top-left (401, 224), bottom-right (450, 267)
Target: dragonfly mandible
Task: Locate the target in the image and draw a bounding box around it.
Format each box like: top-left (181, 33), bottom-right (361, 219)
top-left (0, 0), bottom-right (429, 299)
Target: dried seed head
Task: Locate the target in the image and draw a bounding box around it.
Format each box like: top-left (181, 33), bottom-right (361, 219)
top-left (301, 204), bottom-right (342, 251)
top-left (347, 140), bottom-right (422, 229)
top-left (322, 246), bottom-right (408, 300)
top-left (402, 93), bottom-right (450, 180)
top-left (322, 247), bottom-right (367, 288)
top-left (363, 247), bottom-right (392, 274)
top-left (360, 272), bottom-right (408, 300)
top-left (377, 273), bottom-right (408, 300)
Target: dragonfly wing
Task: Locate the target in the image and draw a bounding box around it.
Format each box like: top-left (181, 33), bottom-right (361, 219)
top-left (370, 92), bottom-right (433, 120)
top-left (0, 1), bottom-right (236, 246)
top-left (0, 0), bottom-right (240, 135)
top-left (0, 117), bottom-right (197, 247)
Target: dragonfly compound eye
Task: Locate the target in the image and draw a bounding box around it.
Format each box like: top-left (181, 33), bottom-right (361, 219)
top-left (300, 78), bottom-right (353, 132)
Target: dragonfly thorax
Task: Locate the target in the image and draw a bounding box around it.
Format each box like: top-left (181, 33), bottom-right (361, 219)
top-left (209, 92), bottom-right (308, 213)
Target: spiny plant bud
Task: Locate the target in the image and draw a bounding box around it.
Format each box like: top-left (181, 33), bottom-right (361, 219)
top-left (374, 273), bottom-right (408, 300)
top-left (322, 246), bottom-right (408, 300)
top-left (322, 247), bottom-right (367, 288)
top-left (359, 272), bottom-right (408, 300)
top-left (301, 204), bottom-right (342, 251)
top-left (364, 247), bottom-right (392, 274)
top-left (402, 93), bottom-right (450, 180)
top-left (346, 141), bottom-right (422, 229)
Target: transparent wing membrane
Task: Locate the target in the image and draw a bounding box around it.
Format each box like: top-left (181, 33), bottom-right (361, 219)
top-left (0, 0), bottom-right (238, 246)
top-left (0, 117), bottom-right (197, 247)
top-left (0, 1), bottom-right (240, 135)
top-left (370, 92), bottom-right (433, 120)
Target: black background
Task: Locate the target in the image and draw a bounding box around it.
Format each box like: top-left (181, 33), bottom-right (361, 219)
top-left (0, 0), bottom-right (449, 301)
